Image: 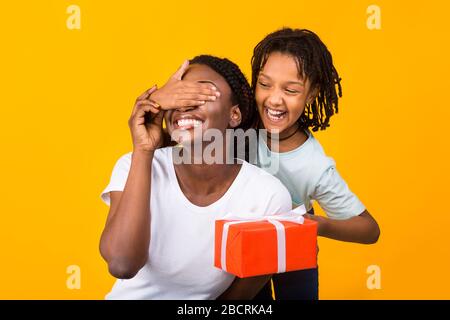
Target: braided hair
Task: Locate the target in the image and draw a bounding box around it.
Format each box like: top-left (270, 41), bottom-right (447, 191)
top-left (251, 28), bottom-right (342, 132)
top-left (190, 55), bottom-right (256, 131)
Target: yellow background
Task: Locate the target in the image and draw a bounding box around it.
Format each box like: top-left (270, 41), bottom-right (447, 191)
top-left (0, 0), bottom-right (449, 299)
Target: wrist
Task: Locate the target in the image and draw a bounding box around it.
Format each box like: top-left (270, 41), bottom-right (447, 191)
top-left (132, 148), bottom-right (155, 159)
top-left (310, 215), bottom-right (327, 237)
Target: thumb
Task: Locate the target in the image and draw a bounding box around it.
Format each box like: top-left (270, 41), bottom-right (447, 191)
top-left (171, 60), bottom-right (189, 81)
top-left (153, 110), bottom-right (165, 128)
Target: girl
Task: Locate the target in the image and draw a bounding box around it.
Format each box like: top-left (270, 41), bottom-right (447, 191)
top-left (251, 28), bottom-right (380, 300)
top-left (149, 28), bottom-right (381, 300)
top-left (99, 55), bottom-right (292, 299)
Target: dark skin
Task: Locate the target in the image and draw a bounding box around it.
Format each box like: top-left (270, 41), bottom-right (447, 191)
top-left (100, 62), bottom-right (271, 299)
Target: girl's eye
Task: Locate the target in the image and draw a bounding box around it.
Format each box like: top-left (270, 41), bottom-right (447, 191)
top-left (258, 82), bottom-right (269, 87)
top-left (285, 89), bottom-right (299, 94)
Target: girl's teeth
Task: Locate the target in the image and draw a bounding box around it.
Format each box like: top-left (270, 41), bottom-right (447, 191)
top-left (266, 108), bottom-right (286, 121)
top-left (268, 109), bottom-right (284, 115)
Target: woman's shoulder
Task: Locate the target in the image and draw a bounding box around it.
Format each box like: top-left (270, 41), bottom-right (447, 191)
top-left (112, 151), bottom-right (132, 170)
top-left (241, 160), bottom-right (291, 194)
top-left (238, 161), bottom-right (292, 213)
top-left (114, 147), bottom-right (171, 162)
top-left (111, 147), bottom-right (172, 173)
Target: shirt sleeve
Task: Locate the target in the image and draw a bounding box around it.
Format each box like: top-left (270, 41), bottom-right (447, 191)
top-left (312, 166), bottom-right (366, 220)
top-left (100, 152), bottom-right (132, 206)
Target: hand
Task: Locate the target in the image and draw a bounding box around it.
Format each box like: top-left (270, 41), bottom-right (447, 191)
top-left (149, 60), bottom-right (220, 110)
top-left (128, 86), bottom-right (165, 153)
top-left (303, 213), bottom-right (326, 236)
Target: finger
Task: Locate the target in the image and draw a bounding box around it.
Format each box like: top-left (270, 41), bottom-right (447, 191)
top-left (133, 103), bottom-right (153, 120)
top-left (162, 100), bottom-right (205, 110)
top-left (152, 110), bottom-right (165, 127)
top-left (131, 99), bottom-right (155, 117)
top-left (144, 108), bottom-right (162, 125)
top-left (136, 101), bottom-right (164, 121)
top-left (177, 93), bottom-right (218, 102)
top-left (137, 85), bottom-right (158, 101)
top-left (148, 105), bottom-right (161, 114)
top-left (171, 60), bottom-right (190, 81)
top-left (132, 104), bottom-right (160, 126)
top-left (178, 87), bottom-right (221, 97)
top-left (138, 102), bottom-right (161, 115)
top-left (184, 81), bottom-right (219, 92)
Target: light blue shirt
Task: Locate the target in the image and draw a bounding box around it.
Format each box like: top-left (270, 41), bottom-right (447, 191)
top-left (257, 130), bottom-right (365, 220)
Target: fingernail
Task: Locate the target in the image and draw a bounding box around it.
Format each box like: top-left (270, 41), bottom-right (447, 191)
top-left (210, 96), bottom-right (216, 100)
top-left (211, 86), bottom-right (217, 91)
top-left (215, 91), bottom-right (221, 97)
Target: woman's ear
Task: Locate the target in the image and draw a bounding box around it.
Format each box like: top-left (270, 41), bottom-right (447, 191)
top-left (229, 105), bottom-right (242, 128)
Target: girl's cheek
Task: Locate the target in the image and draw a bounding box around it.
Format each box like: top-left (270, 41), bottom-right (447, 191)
top-left (287, 96), bottom-right (306, 112)
top-left (254, 95), bottom-right (265, 110)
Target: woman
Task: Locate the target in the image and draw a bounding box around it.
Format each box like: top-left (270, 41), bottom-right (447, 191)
top-left (99, 55), bottom-right (292, 299)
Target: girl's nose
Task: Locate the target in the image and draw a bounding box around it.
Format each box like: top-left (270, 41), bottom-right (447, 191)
top-left (266, 91), bottom-right (283, 107)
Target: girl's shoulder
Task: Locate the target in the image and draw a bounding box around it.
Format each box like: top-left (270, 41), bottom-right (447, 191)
top-left (282, 131), bottom-right (335, 171)
top-left (305, 133), bottom-right (333, 161)
top-left (257, 130), bottom-right (335, 180)
top-left (301, 133), bottom-right (336, 177)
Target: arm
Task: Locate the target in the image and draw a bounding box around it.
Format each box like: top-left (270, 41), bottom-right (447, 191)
top-left (305, 166), bottom-right (380, 244)
top-left (305, 210), bottom-right (380, 244)
top-left (99, 86), bottom-right (163, 279)
top-left (99, 151), bottom-right (154, 279)
top-left (216, 275), bottom-right (272, 300)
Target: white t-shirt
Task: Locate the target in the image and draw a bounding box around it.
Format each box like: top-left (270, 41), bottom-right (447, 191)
top-left (258, 130), bottom-right (365, 220)
top-left (100, 147), bottom-right (292, 300)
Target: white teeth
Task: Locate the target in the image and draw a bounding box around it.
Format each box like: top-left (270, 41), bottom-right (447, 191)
top-left (266, 108), bottom-right (286, 121)
top-left (267, 108), bottom-right (284, 116)
top-left (176, 118), bottom-right (202, 128)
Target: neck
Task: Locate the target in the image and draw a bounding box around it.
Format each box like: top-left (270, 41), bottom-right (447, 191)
top-left (172, 144), bottom-right (241, 195)
top-left (266, 124), bottom-right (308, 153)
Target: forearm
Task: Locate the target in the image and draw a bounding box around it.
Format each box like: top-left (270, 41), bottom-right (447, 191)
top-left (100, 150), bottom-right (153, 277)
top-left (217, 275), bottom-right (272, 300)
top-left (312, 211), bottom-right (380, 244)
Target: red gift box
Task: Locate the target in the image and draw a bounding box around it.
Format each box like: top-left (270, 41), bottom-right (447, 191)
top-left (214, 210), bottom-right (318, 278)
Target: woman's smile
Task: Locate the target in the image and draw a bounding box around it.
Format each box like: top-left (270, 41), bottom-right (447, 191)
top-left (172, 113), bottom-right (205, 130)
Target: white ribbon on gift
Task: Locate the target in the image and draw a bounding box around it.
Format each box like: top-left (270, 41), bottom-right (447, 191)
top-left (220, 205), bottom-right (307, 274)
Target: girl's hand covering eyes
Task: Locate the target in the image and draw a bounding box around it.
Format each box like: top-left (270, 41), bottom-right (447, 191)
top-left (149, 60), bottom-right (220, 110)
